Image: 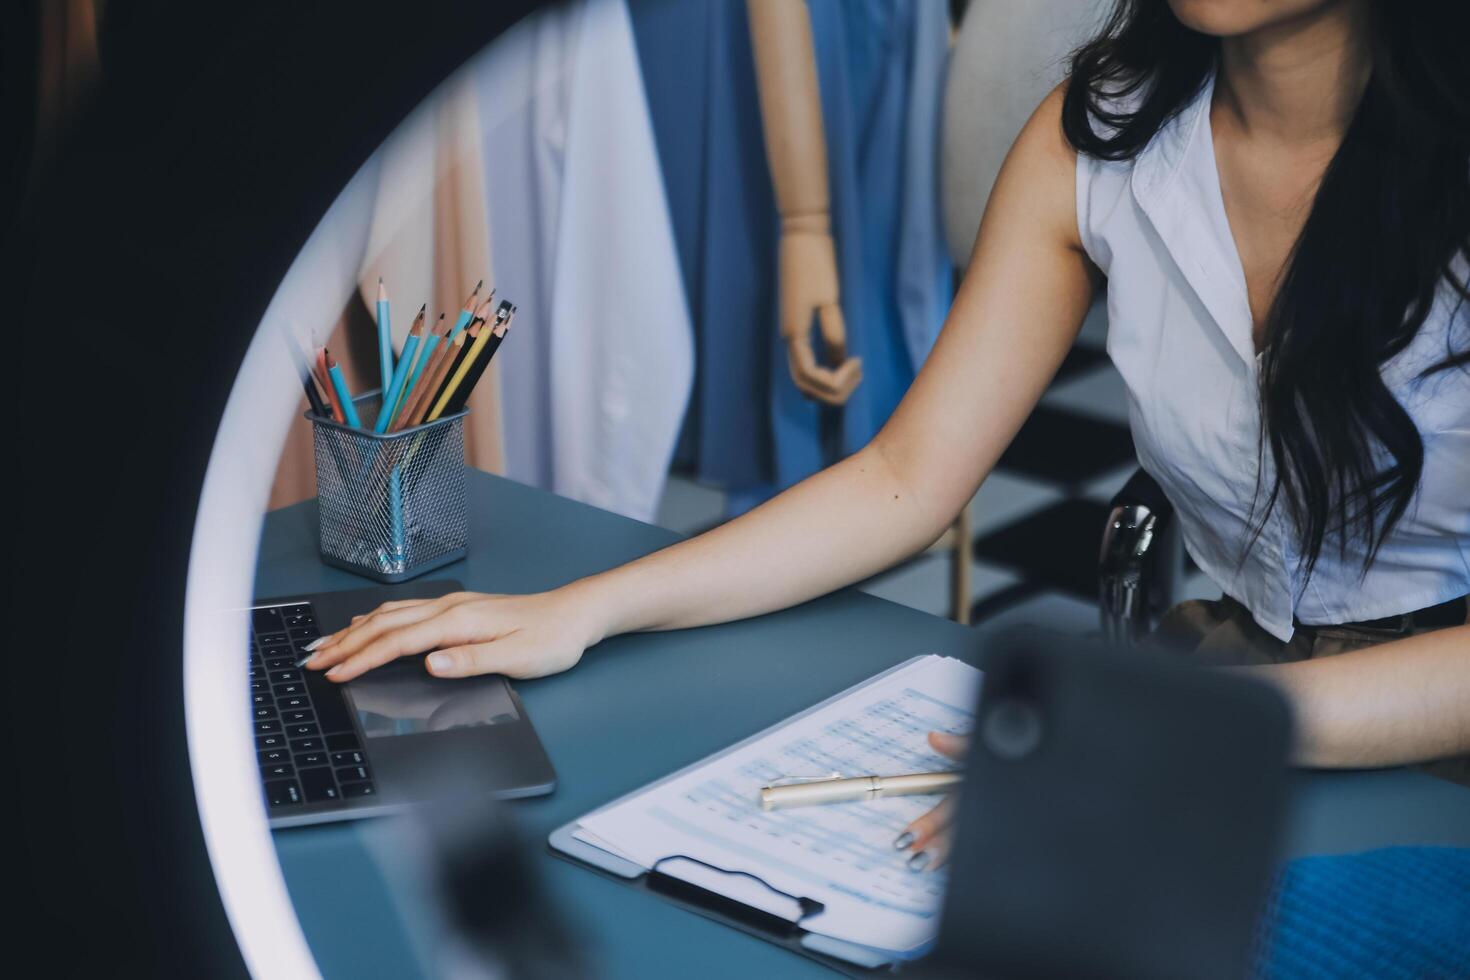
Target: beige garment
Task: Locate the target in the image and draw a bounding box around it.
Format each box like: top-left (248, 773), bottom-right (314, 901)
top-left (269, 70), bottom-right (502, 508)
top-left (1152, 595), bottom-right (1470, 786)
top-left (32, 0), bottom-right (101, 196)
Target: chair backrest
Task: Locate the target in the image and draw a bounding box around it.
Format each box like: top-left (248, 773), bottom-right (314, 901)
top-left (940, 0), bottom-right (1108, 267)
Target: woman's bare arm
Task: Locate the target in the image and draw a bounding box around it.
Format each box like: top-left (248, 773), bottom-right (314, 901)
top-left (1253, 624), bottom-right (1470, 767)
top-left (307, 88), bottom-right (1097, 681)
top-left (593, 90), bottom-right (1096, 636)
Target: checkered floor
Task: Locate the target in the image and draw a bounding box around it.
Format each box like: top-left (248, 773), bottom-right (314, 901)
top-left (653, 301), bottom-right (1220, 633)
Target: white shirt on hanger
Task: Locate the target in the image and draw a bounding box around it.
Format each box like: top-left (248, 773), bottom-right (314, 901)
top-left (472, 0), bottom-right (693, 522)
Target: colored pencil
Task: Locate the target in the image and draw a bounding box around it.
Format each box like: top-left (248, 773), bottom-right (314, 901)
top-left (376, 304), bottom-right (425, 433)
top-left (452, 296), bottom-right (493, 346)
top-left (389, 313), bottom-right (445, 427)
top-left (446, 279), bottom-right (484, 342)
top-left (398, 329), bottom-right (467, 430)
top-left (428, 320), bottom-right (483, 410)
top-left (325, 351), bottom-right (362, 428)
top-left (388, 466), bottom-right (406, 558)
top-left (443, 302), bottom-right (514, 415)
top-left (315, 348), bottom-right (345, 423)
top-left (299, 363), bottom-right (328, 418)
top-left (434, 318), bottom-right (483, 392)
top-left (426, 319), bottom-right (493, 422)
top-left (374, 277), bottom-right (393, 400)
top-left (394, 326), bottom-right (464, 432)
top-left (391, 283), bottom-right (490, 429)
top-left (279, 321), bottom-right (330, 418)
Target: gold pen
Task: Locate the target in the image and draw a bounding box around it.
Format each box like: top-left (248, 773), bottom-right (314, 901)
top-left (759, 771), bottom-right (962, 811)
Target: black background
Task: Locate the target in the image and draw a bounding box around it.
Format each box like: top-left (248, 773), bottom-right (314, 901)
top-left (7, 2), bottom-right (539, 973)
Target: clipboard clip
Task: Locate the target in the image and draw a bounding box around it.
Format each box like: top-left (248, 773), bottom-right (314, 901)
top-left (649, 854), bottom-right (825, 938)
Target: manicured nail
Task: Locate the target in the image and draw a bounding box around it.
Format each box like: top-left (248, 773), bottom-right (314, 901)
top-left (426, 653), bottom-right (451, 674)
top-left (907, 851), bottom-right (931, 872)
top-left (294, 652), bottom-right (314, 668)
top-left (326, 665), bottom-right (342, 678)
top-left (893, 832), bottom-right (914, 851)
top-left (303, 637), bottom-right (328, 652)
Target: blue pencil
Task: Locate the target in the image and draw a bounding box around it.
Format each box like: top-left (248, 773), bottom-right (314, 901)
top-left (389, 313), bottom-right (444, 427)
top-left (375, 277), bottom-right (394, 400)
top-left (448, 284), bottom-right (493, 345)
top-left (447, 280), bottom-right (485, 341)
top-left (388, 282), bottom-right (489, 430)
top-left (377, 305), bottom-right (425, 433)
top-left (325, 354), bottom-right (362, 428)
top-left (388, 467), bottom-right (406, 560)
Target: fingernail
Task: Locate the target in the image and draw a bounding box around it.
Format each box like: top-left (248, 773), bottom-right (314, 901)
top-left (893, 832), bottom-right (914, 851)
top-left (426, 653), bottom-right (452, 674)
top-left (907, 851), bottom-right (931, 872)
top-left (326, 665), bottom-right (342, 678)
top-left (294, 652), bottom-right (314, 668)
top-left (303, 637), bottom-right (328, 652)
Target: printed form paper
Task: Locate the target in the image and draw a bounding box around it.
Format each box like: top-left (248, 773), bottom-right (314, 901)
top-left (576, 655), bottom-right (980, 957)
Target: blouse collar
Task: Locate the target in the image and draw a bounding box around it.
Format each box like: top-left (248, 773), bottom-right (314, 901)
top-left (1130, 70), bottom-right (1260, 369)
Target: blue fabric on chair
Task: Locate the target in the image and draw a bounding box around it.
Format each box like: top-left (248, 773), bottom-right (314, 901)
top-left (1252, 847), bottom-right (1470, 979)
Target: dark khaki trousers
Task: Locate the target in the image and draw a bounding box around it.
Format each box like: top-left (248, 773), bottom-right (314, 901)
top-left (1151, 595), bottom-right (1469, 786)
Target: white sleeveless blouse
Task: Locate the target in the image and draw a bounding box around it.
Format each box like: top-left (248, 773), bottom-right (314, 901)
top-left (1075, 74), bottom-right (1470, 640)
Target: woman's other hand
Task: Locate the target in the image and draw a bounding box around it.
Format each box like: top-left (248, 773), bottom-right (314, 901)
top-left (893, 731), bottom-right (969, 871)
top-left (300, 588), bottom-right (607, 683)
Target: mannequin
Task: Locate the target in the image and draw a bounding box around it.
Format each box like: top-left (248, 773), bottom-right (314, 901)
top-left (746, 0), bottom-right (862, 406)
top-left (747, 0), bottom-right (978, 620)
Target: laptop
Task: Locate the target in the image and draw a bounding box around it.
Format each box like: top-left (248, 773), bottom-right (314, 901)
top-left (921, 631), bottom-right (1292, 980)
top-left (250, 579), bottom-right (556, 829)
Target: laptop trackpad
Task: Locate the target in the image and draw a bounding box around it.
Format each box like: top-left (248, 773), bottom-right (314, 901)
top-left (346, 660), bottom-right (520, 737)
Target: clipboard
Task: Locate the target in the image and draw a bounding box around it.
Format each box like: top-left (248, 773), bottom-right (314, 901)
top-left (548, 655), bottom-right (946, 975)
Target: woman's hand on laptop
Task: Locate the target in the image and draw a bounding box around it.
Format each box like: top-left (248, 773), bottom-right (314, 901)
top-left (302, 588), bottom-right (607, 682)
top-left (893, 732), bottom-right (968, 871)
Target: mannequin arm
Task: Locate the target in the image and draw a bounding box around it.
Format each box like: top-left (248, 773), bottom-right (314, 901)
top-left (747, 0), bottom-right (861, 404)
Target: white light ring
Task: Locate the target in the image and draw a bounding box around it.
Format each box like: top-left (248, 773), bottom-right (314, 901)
top-left (183, 150), bottom-right (383, 979)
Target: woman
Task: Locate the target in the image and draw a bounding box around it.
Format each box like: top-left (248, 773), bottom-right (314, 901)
top-left (307, 0), bottom-right (1469, 866)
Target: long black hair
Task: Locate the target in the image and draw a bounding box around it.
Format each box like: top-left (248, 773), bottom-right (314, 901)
top-left (1061, 0), bottom-right (1470, 582)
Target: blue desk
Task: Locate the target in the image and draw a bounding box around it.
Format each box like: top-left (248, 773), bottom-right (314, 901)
top-left (262, 472), bottom-right (1470, 979)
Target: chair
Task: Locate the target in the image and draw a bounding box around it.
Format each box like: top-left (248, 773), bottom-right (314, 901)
top-left (941, 0), bottom-right (1181, 635)
top-left (938, 0), bottom-right (1102, 624)
top-left (1099, 468), bottom-right (1178, 644)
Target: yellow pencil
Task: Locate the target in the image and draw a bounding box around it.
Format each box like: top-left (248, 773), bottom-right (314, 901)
top-left (426, 318), bottom-right (496, 421)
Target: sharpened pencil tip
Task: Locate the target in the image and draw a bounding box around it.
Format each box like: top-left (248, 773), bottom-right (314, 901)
top-left (419, 302), bottom-right (427, 312)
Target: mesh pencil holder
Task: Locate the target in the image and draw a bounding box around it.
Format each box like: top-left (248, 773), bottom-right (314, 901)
top-left (309, 391), bottom-right (468, 583)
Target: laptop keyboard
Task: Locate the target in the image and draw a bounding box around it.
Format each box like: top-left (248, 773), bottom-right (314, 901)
top-left (251, 602), bottom-right (377, 810)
